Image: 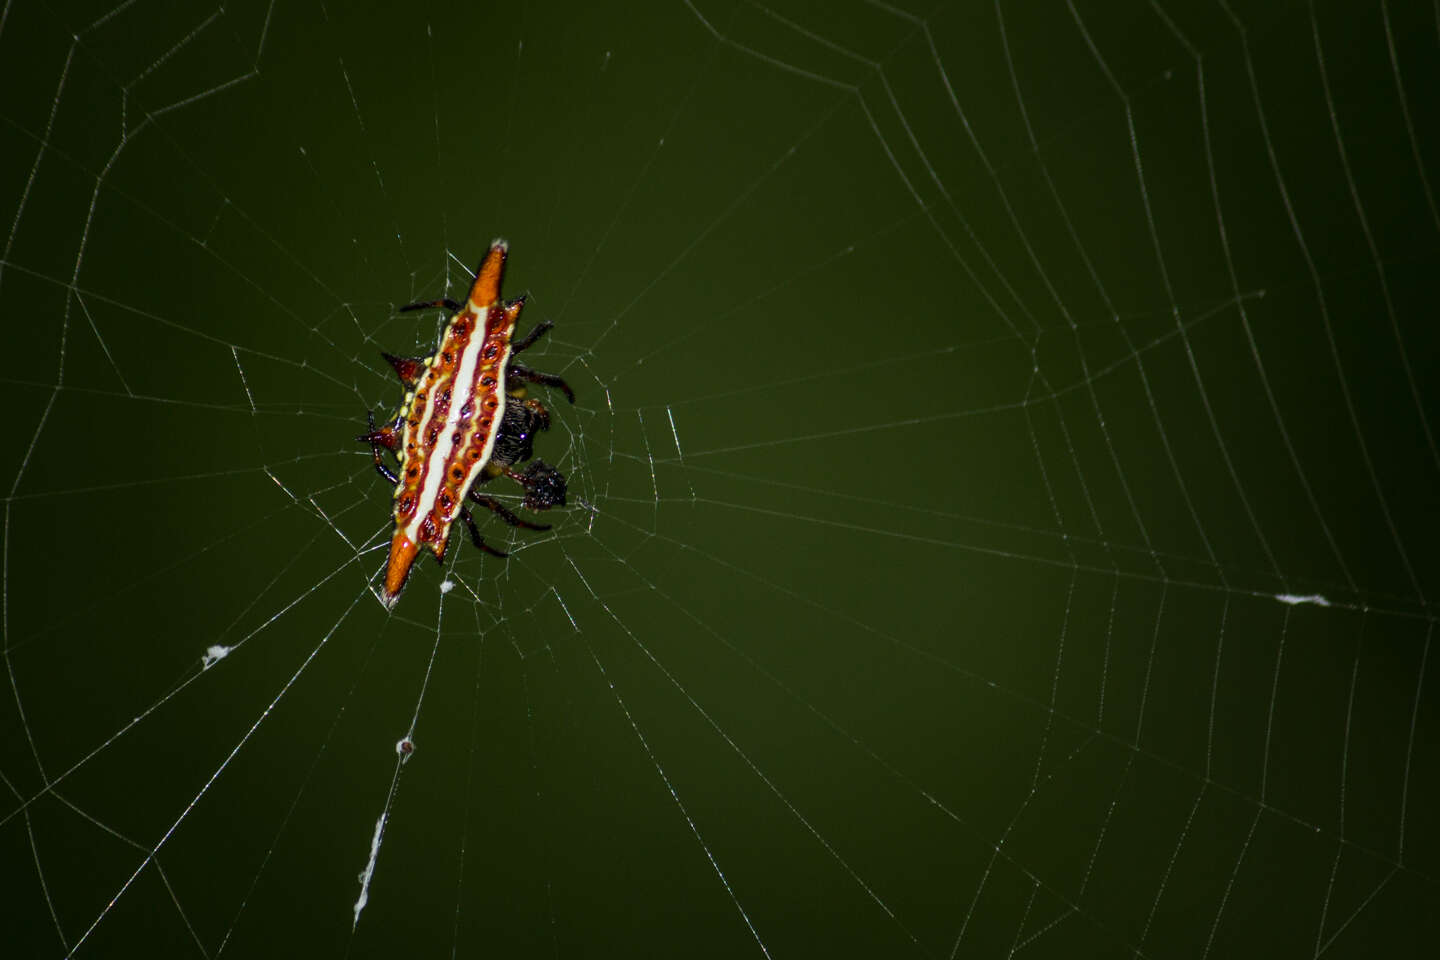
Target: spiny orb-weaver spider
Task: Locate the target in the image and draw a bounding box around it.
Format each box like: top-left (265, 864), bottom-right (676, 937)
top-left (359, 239), bottom-right (573, 608)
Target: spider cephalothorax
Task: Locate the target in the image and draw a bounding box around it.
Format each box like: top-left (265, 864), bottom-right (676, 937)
top-left (490, 400), bottom-right (568, 511)
top-left (358, 239), bottom-right (573, 607)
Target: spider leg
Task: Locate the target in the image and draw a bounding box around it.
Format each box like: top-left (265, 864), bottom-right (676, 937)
top-left (359, 411), bottom-right (400, 485)
top-left (511, 320), bottom-right (553, 354)
top-left (508, 363), bottom-right (575, 404)
top-left (399, 298), bottom-right (463, 314)
top-left (371, 457), bottom-right (399, 485)
top-left (467, 490), bottom-right (551, 530)
top-left (523, 397), bottom-right (551, 432)
top-left (458, 507), bottom-right (509, 558)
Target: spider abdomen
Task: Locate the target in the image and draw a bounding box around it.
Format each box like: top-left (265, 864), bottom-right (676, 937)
top-left (382, 242), bottom-right (521, 603)
top-left (360, 238), bottom-right (575, 608)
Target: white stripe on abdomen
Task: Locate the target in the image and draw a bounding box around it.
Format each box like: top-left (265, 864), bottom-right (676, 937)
top-left (402, 317), bottom-right (488, 545)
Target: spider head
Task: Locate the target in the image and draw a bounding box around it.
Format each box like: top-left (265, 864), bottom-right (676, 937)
top-left (518, 459), bottom-right (567, 511)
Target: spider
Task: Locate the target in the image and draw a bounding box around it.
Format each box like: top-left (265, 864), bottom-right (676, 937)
top-left (358, 239), bottom-right (573, 607)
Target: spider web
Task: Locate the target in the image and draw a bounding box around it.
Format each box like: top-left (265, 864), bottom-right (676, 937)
top-left (1, 0), bottom-right (1437, 956)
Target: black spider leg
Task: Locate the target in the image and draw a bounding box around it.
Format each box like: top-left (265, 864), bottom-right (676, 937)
top-left (511, 320), bottom-right (553, 354)
top-left (363, 412), bottom-right (399, 485)
top-left (399, 298), bottom-right (463, 314)
top-left (509, 320), bottom-right (576, 402)
top-left (458, 507), bottom-right (509, 558)
top-left (467, 489), bottom-right (551, 531)
top-left (508, 364), bottom-right (575, 404)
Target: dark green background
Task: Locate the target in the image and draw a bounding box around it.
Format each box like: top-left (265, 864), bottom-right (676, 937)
top-left (1, 0), bottom-right (1437, 956)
